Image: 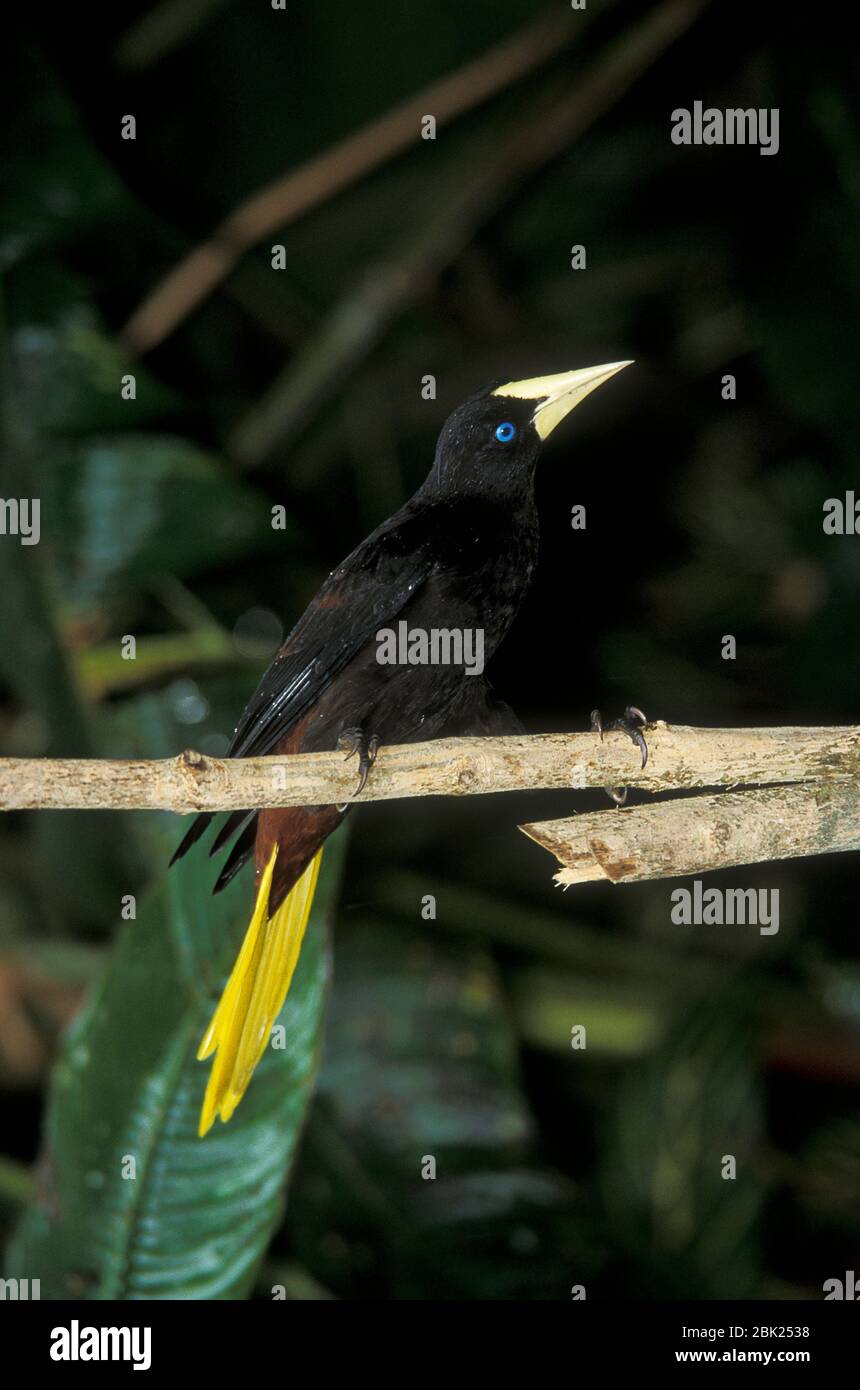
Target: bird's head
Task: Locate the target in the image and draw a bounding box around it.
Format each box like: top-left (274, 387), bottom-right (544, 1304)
top-left (431, 361), bottom-right (632, 494)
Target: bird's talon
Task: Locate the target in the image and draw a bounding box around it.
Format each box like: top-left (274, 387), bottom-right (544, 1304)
top-left (337, 727), bottom-right (380, 809)
top-left (619, 706), bottom-right (649, 769)
top-left (337, 726), bottom-right (363, 759)
top-left (591, 704), bottom-right (650, 803)
top-left (354, 759), bottom-right (370, 799)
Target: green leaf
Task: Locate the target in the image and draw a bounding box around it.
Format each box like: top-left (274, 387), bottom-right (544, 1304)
top-left (44, 434), bottom-right (284, 608)
top-left (5, 818), bottom-right (346, 1299)
top-left (288, 919), bottom-right (602, 1299)
top-left (0, 60), bottom-right (132, 272)
top-left (11, 312), bottom-right (181, 438)
top-left (600, 989), bottom-right (767, 1299)
top-left (799, 1117), bottom-right (860, 1242)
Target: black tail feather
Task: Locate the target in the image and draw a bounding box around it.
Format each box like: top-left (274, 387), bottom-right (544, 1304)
top-left (169, 812), bottom-right (214, 866)
top-left (209, 809), bottom-right (254, 858)
top-left (213, 820), bottom-right (257, 894)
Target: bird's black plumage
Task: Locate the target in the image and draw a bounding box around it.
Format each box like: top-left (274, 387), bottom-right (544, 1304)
top-left (172, 366), bottom-right (630, 910)
top-left (178, 363), bottom-right (632, 1133)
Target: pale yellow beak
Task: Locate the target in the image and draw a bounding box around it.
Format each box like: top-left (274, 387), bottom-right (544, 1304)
top-left (492, 361), bottom-right (632, 440)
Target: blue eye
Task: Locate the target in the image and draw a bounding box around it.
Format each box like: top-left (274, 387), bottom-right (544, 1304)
top-left (495, 421), bottom-right (517, 443)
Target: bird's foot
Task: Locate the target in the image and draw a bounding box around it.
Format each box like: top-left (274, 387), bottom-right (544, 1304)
top-left (336, 726), bottom-right (380, 811)
top-left (590, 705), bottom-right (649, 806)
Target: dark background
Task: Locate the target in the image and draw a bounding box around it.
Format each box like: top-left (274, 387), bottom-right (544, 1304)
top-left (1, 0), bottom-right (858, 1299)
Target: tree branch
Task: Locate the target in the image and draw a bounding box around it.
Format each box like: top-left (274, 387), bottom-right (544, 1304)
top-left (3, 724), bottom-right (858, 883)
top-left (1, 723), bottom-right (859, 812)
top-left (522, 783), bottom-right (860, 886)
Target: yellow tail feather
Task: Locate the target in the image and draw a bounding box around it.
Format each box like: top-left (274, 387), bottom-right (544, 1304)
top-left (197, 845), bottom-right (323, 1137)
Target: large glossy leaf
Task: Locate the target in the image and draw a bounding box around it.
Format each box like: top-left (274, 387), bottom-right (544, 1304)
top-left (0, 426), bottom-right (135, 924)
top-left (6, 815), bottom-right (346, 1299)
top-left (600, 989), bottom-right (767, 1299)
top-left (11, 313), bottom-right (181, 437)
top-left (0, 55), bottom-right (132, 271)
top-left (287, 917), bottom-right (601, 1299)
top-left (44, 435), bottom-right (283, 608)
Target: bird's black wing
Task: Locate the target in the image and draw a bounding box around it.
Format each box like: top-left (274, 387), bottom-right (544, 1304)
top-left (227, 505), bottom-right (438, 758)
top-left (171, 504), bottom-right (437, 869)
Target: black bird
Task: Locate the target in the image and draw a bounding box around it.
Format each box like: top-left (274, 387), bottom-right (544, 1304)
top-left (172, 362), bottom-right (632, 1134)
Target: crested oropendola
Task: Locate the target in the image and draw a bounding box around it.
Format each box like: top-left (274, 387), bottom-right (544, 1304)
top-left (171, 361), bottom-right (632, 1134)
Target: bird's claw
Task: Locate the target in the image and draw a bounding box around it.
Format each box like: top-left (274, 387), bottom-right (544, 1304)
top-left (591, 705), bottom-right (649, 805)
top-left (336, 727), bottom-right (380, 811)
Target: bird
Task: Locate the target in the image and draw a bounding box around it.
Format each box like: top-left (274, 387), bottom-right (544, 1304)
top-left (171, 361), bottom-right (632, 1135)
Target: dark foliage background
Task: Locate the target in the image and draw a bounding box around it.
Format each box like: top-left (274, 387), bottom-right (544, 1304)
top-left (1, 0), bottom-right (858, 1299)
